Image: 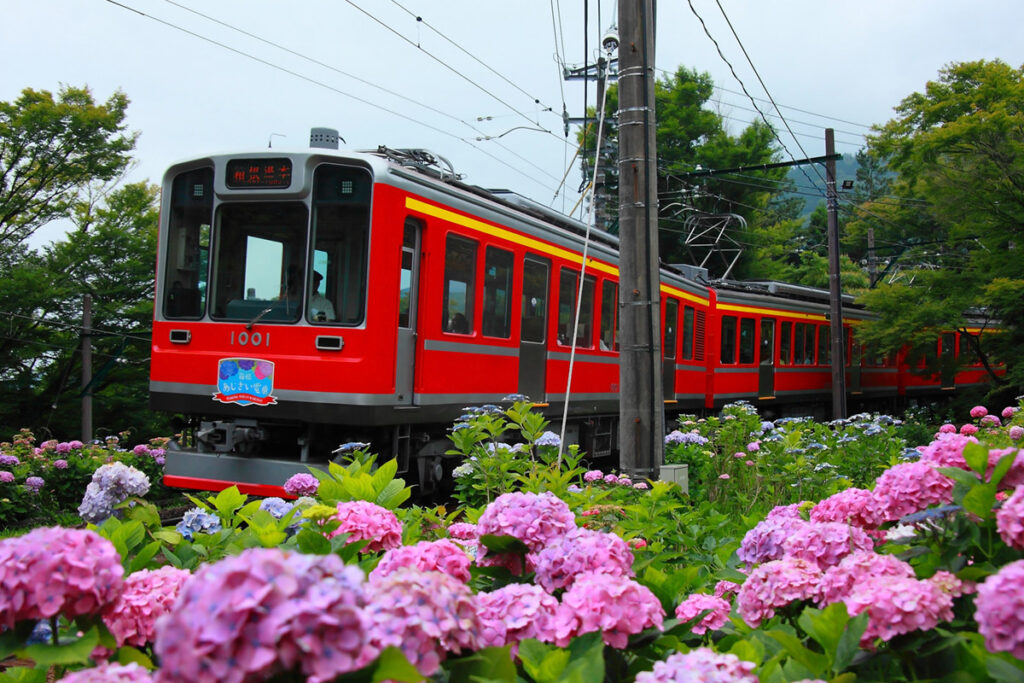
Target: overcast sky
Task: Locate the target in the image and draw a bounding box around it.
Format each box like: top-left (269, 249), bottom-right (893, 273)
top-left (5, 0), bottom-right (1024, 247)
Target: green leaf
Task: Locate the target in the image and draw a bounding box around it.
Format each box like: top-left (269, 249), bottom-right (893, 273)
top-left (986, 652), bottom-right (1024, 682)
top-left (834, 611), bottom-right (869, 672)
top-left (129, 540), bottom-right (163, 573)
top-left (798, 603), bottom-right (849, 659)
top-left (962, 442), bottom-right (990, 477)
top-left (518, 639), bottom-right (571, 683)
top-left (962, 482), bottom-right (998, 520)
top-left (153, 529), bottom-right (183, 544)
top-left (212, 486), bottom-right (247, 519)
top-left (0, 668), bottom-right (49, 683)
top-left (108, 519), bottom-right (145, 559)
top-left (479, 534), bottom-right (529, 555)
top-left (371, 458), bottom-right (398, 490)
top-left (292, 529), bottom-right (329, 556)
top-left (116, 645), bottom-right (155, 669)
top-left (443, 646), bottom-right (517, 682)
top-left (19, 627), bottom-right (99, 667)
top-left (764, 629), bottom-right (828, 676)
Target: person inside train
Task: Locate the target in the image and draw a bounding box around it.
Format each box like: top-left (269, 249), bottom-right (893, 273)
top-left (308, 271), bottom-right (336, 322)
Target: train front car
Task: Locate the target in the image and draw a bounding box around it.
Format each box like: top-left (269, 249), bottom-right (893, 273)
top-left (150, 145), bottom-right (407, 495)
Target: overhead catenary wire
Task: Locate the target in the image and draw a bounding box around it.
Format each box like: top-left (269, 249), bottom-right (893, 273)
top-left (101, 0), bottom-right (567, 194)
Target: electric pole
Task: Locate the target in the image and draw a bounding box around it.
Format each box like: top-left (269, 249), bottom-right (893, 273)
top-left (825, 129), bottom-right (847, 419)
top-left (82, 294), bottom-right (94, 443)
top-left (617, 0), bottom-right (663, 479)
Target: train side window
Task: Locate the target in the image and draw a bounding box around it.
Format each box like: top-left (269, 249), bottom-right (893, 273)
top-left (738, 317), bottom-right (755, 364)
top-left (720, 315), bottom-right (737, 364)
top-left (817, 324), bottom-right (830, 365)
top-left (779, 322), bottom-right (792, 365)
top-left (959, 331), bottom-right (982, 365)
top-left (806, 324), bottom-right (818, 365)
top-left (694, 310), bottom-right (706, 361)
top-left (557, 269), bottom-right (594, 347)
top-left (681, 305), bottom-right (695, 360)
top-left (664, 298), bottom-right (678, 360)
top-left (600, 280), bottom-right (618, 351)
top-left (443, 235), bottom-right (476, 334)
top-left (521, 257), bottom-right (549, 343)
top-left (482, 247), bottom-right (513, 338)
top-left (164, 167), bottom-right (212, 318)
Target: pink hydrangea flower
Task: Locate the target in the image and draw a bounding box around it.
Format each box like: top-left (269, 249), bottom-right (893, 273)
top-left (747, 441), bottom-right (760, 452)
top-left (584, 469), bottom-right (604, 482)
top-left (553, 572), bottom-right (664, 648)
top-left (815, 550), bottom-right (915, 606)
top-left (930, 570), bottom-right (973, 598)
top-left (475, 491), bottom-right (576, 571)
top-left (996, 485), bottom-right (1024, 550)
top-left (327, 501), bottom-right (402, 553)
top-left (365, 568), bottom-right (479, 677)
top-left (782, 522), bottom-right (875, 570)
top-left (154, 549), bottom-right (367, 683)
top-left (1002, 406), bottom-right (1018, 420)
top-left (713, 580), bottom-right (741, 599)
top-left (938, 423), bottom-right (957, 434)
top-left (843, 574), bottom-right (954, 647)
top-left (476, 583), bottom-right (560, 651)
top-left (604, 473), bottom-right (620, 484)
top-left (533, 528), bottom-right (634, 593)
top-left (634, 481), bottom-right (649, 490)
top-left (810, 487), bottom-right (884, 530)
top-left (103, 566), bottom-right (191, 647)
top-left (917, 432), bottom-right (979, 470)
top-left (1010, 426), bottom-right (1024, 441)
top-left (970, 405), bottom-right (989, 419)
top-left (737, 515), bottom-right (811, 567)
top-left (719, 473), bottom-right (731, 480)
top-left (283, 472), bottom-right (319, 497)
top-left (369, 539), bottom-right (472, 583)
top-left (0, 470), bottom-right (13, 483)
top-left (975, 559), bottom-right (1024, 658)
top-left (961, 423), bottom-right (979, 436)
top-left (674, 593), bottom-right (731, 635)
top-left (60, 663), bottom-right (154, 682)
top-left (53, 459), bottom-right (69, 469)
top-left (872, 461), bottom-right (954, 522)
top-left (635, 648), bottom-right (757, 683)
top-left (446, 522), bottom-right (478, 541)
top-left (981, 415), bottom-right (1002, 427)
top-left (736, 557), bottom-right (822, 628)
top-left (0, 527), bottom-right (124, 628)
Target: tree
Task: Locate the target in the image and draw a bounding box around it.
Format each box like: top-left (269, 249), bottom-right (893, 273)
top-left (0, 182), bottom-right (166, 441)
top-left (580, 66), bottom-right (790, 275)
top-left (855, 60), bottom-right (1024, 395)
top-left (0, 85), bottom-right (136, 255)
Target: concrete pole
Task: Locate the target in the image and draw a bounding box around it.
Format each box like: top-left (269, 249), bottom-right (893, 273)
top-left (617, 0), bottom-right (664, 478)
top-left (825, 129), bottom-right (847, 419)
top-left (81, 293), bottom-right (93, 443)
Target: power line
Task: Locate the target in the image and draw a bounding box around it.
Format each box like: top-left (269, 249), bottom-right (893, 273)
top-left (102, 0), bottom-right (567, 193)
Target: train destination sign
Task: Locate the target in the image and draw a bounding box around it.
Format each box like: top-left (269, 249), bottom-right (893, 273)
top-left (226, 158), bottom-right (293, 189)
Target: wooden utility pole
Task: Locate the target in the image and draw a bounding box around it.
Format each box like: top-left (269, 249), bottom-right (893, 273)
top-left (825, 129), bottom-right (847, 419)
top-left (617, 0), bottom-right (663, 478)
top-left (81, 294), bottom-right (94, 443)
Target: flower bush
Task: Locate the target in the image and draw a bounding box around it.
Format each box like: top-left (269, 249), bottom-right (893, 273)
top-left (1, 400), bottom-right (1023, 682)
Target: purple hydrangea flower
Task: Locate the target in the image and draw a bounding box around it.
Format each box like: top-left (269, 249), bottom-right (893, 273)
top-left (0, 471), bottom-right (14, 483)
top-left (283, 472), bottom-right (320, 497)
top-left (24, 476), bottom-right (44, 494)
top-left (53, 459), bottom-right (69, 469)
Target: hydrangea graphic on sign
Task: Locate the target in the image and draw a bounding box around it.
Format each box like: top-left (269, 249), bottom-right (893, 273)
top-left (213, 357), bottom-right (276, 406)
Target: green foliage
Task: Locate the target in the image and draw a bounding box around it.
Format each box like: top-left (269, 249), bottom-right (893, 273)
top-left (309, 449), bottom-right (412, 510)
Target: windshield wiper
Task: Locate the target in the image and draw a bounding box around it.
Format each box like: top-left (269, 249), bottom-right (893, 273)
top-left (246, 307), bottom-right (274, 330)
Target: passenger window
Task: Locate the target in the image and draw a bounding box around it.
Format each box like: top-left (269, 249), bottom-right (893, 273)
top-left (664, 299), bottom-right (678, 360)
top-left (482, 247), bottom-right (513, 338)
top-left (720, 316), bottom-right (737, 364)
top-left (443, 235), bottom-right (476, 334)
top-left (738, 317), bottom-right (755, 364)
top-left (164, 167), bottom-right (212, 318)
top-left (521, 257), bottom-right (549, 343)
top-left (818, 325), bottom-right (830, 365)
top-left (600, 280), bottom-right (618, 352)
top-left (779, 322), bottom-right (792, 365)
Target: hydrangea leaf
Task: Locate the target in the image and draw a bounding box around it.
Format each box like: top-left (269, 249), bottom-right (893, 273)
top-left (19, 626), bottom-right (99, 667)
top-left (479, 533), bottom-right (530, 555)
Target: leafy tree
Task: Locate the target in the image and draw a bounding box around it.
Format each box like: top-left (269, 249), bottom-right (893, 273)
top-left (0, 182), bottom-right (166, 441)
top-left (855, 60), bottom-right (1024, 395)
top-left (0, 85), bottom-right (136, 254)
top-left (580, 66), bottom-right (789, 275)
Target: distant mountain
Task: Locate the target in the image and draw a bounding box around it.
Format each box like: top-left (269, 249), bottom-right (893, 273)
top-left (786, 153), bottom-right (860, 219)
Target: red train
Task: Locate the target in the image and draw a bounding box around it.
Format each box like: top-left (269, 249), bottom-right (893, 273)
top-left (150, 131), bottom-right (995, 496)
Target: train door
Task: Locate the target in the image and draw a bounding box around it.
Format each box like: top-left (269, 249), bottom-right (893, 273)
top-left (663, 298), bottom-right (678, 399)
top-left (395, 219), bottom-right (421, 404)
top-left (849, 329), bottom-right (863, 394)
top-left (519, 255), bottom-right (550, 401)
top-left (758, 318), bottom-right (776, 398)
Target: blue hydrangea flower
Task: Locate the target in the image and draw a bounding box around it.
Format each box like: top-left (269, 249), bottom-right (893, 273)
top-left (502, 393), bottom-right (530, 403)
top-left (259, 497), bottom-right (296, 520)
top-left (176, 508), bottom-right (223, 541)
top-left (332, 441), bottom-right (370, 455)
top-left (535, 431), bottom-right (561, 447)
